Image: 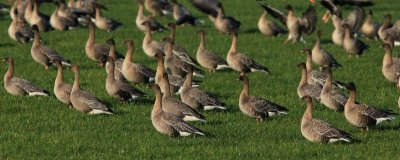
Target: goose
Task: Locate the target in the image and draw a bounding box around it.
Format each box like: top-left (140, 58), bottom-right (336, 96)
top-left (150, 84), bottom-right (205, 137)
top-left (342, 24), bottom-right (368, 57)
top-left (136, 0), bottom-right (167, 32)
top-left (53, 60), bottom-right (72, 107)
top-left (121, 40), bottom-right (155, 84)
top-left (154, 53), bottom-right (190, 95)
top-left (331, 11), bottom-right (344, 46)
top-left (26, 0), bottom-right (50, 32)
top-left (297, 62), bottom-right (321, 100)
top-left (106, 57), bottom-right (146, 101)
top-left (10, 0), bottom-right (26, 20)
top-left (196, 30), bottom-right (230, 72)
top-left (164, 37), bottom-right (204, 78)
top-left (181, 66), bottom-right (226, 111)
top-left (161, 73), bottom-right (206, 122)
top-left (31, 25), bottom-right (72, 70)
top-left (50, 1), bottom-right (77, 31)
top-left (104, 38), bottom-right (125, 82)
top-left (301, 96), bottom-right (352, 143)
top-left (257, 6), bottom-right (287, 37)
top-left (320, 67), bottom-right (348, 112)
top-left (167, 23), bottom-right (197, 66)
top-left (70, 64), bottom-right (113, 114)
top-left (144, 0), bottom-right (171, 17)
top-left (142, 21), bottom-right (165, 58)
top-left (171, 0), bottom-right (202, 26)
top-left (3, 57), bottom-right (50, 97)
top-left (344, 82), bottom-right (397, 130)
top-left (258, 1), bottom-right (317, 43)
top-left (238, 74), bottom-right (288, 121)
top-left (92, 2), bottom-right (121, 32)
top-left (85, 20), bottom-right (108, 67)
top-left (378, 14), bottom-right (400, 46)
top-left (8, 9), bottom-right (34, 43)
top-left (213, 3), bottom-right (240, 33)
top-left (188, 0), bottom-right (222, 23)
top-left (361, 11), bottom-right (380, 40)
top-left (302, 48), bottom-right (345, 89)
top-left (312, 31), bottom-right (342, 70)
top-left (380, 43), bottom-right (400, 83)
top-left (227, 31), bottom-right (269, 74)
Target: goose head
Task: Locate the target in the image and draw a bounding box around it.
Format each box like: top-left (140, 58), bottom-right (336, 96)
top-left (345, 82), bottom-right (356, 91)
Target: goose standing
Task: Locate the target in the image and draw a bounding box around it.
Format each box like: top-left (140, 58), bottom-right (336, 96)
top-left (27, 0), bottom-right (50, 32)
top-left (150, 84), bottom-right (205, 137)
top-left (302, 48), bottom-right (345, 89)
top-left (92, 2), bottom-right (121, 32)
top-left (106, 57), bottom-right (146, 101)
top-left (136, 0), bottom-right (166, 32)
top-left (196, 30), bottom-right (230, 72)
top-left (378, 14), bottom-right (400, 46)
top-left (31, 25), bottom-right (72, 70)
top-left (171, 0), bottom-right (201, 26)
top-left (227, 31), bottom-right (269, 74)
top-left (85, 20), bottom-right (108, 67)
top-left (344, 82), bottom-right (397, 130)
top-left (181, 67), bottom-right (226, 111)
top-left (312, 31), bottom-right (342, 70)
top-left (380, 43), bottom-right (400, 83)
top-left (238, 74), bottom-right (288, 121)
top-left (361, 11), bottom-right (380, 40)
top-left (301, 96), bottom-right (352, 143)
top-left (297, 62), bottom-right (321, 100)
top-left (331, 12), bottom-right (344, 46)
top-left (50, 1), bottom-right (78, 31)
top-left (161, 73), bottom-right (206, 122)
top-left (105, 38), bottom-right (125, 82)
top-left (142, 21), bottom-right (165, 58)
top-left (213, 4), bottom-right (240, 33)
top-left (121, 40), bottom-right (155, 84)
top-left (8, 9), bottom-right (34, 43)
top-left (155, 53), bottom-right (189, 95)
top-left (3, 57), bottom-right (50, 97)
top-left (54, 60), bottom-right (72, 107)
top-left (167, 23), bottom-right (197, 66)
top-left (70, 65), bottom-right (113, 114)
top-left (164, 37), bottom-right (204, 78)
top-left (320, 67), bottom-right (348, 112)
top-left (342, 24), bottom-right (368, 57)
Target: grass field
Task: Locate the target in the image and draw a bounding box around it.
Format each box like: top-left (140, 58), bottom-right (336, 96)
top-left (1, 0), bottom-right (400, 159)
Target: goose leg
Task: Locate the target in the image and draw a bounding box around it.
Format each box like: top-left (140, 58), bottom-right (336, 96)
top-left (322, 11), bottom-right (331, 23)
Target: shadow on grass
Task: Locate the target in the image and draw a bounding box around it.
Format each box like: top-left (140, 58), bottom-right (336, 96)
top-left (374, 124), bottom-right (400, 131)
top-left (0, 42), bottom-right (15, 48)
top-left (242, 28), bottom-right (260, 34)
top-left (321, 39), bottom-right (333, 45)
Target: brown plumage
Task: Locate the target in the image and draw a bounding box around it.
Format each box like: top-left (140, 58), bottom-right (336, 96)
top-left (85, 21), bottom-right (108, 67)
top-left (297, 62), bottom-right (321, 100)
top-left (54, 60), bottom-right (72, 107)
top-left (196, 30), bottom-right (230, 72)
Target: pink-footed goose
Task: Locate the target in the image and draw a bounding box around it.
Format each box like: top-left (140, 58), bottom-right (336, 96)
top-left (344, 82), bottom-right (397, 130)
top-left (161, 73), bottom-right (206, 122)
top-left (70, 65), bottom-right (113, 114)
top-left (3, 57), bottom-right (50, 97)
top-left (31, 25), bottom-right (72, 70)
top-left (238, 74), bottom-right (288, 121)
top-left (320, 67), bottom-right (348, 112)
top-left (50, 1), bottom-right (77, 31)
top-left (106, 57), bottom-right (146, 101)
top-left (196, 30), bottom-right (230, 72)
top-left (181, 67), bottom-right (226, 111)
top-left (361, 11), bottom-right (380, 40)
top-left (8, 9), bottom-right (34, 43)
top-left (105, 38), bottom-right (125, 82)
top-left (54, 60), bottom-right (72, 107)
top-left (297, 62), bottom-right (321, 100)
top-left (213, 3), bottom-right (240, 33)
top-left (92, 2), bottom-right (121, 32)
top-left (167, 23), bottom-right (197, 66)
top-left (380, 43), bottom-right (400, 83)
top-left (85, 20), bottom-right (108, 67)
top-left (142, 21), bottom-right (165, 58)
top-left (121, 40), bottom-right (155, 84)
top-left (150, 84), bottom-right (205, 137)
top-left (257, 9), bottom-right (287, 37)
top-left (342, 24), bottom-right (368, 57)
top-left (302, 48), bottom-right (345, 89)
top-left (312, 31), bottom-right (342, 70)
top-left (26, 0), bottom-right (50, 32)
top-left (164, 37), bottom-right (204, 78)
top-left (136, 0), bottom-right (166, 32)
top-left (227, 31), bottom-right (269, 74)
top-left (301, 96), bottom-right (352, 143)
top-left (378, 14), bottom-right (400, 46)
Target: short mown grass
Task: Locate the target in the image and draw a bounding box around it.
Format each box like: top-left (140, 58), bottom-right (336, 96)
top-left (1, 0), bottom-right (400, 159)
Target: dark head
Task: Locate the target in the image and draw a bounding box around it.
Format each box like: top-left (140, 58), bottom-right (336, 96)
top-left (141, 21), bottom-right (151, 28)
top-left (297, 62), bottom-right (306, 69)
top-left (31, 25), bottom-right (39, 32)
top-left (301, 48), bottom-right (312, 54)
top-left (106, 38), bottom-right (115, 46)
top-left (162, 73), bottom-right (169, 81)
top-left (149, 83), bottom-right (161, 93)
top-left (162, 37), bottom-right (172, 43)
top-left (155, 52), bottom-right (163, 61)
top-left (341, 23), bottom-right (350, 29)
top-left (53, 60), bottom-right (62, 67)
top-left (368, 10), bottom-right (373, 16)
top-left (229, 31), bottom-right (238, 37)
top-left (13, 8), bottom-right (18, 16)
top-left (123, 39), bottom-right (133, 46)
top-left (3, 57), bottom-right (13, 64)
top-left (237, 74), bottom-right (248, 81)
top-left (197, 30), bottom-right (205, 36)
top-left (384, 14), bottom-right (392, 22)
top-left (345, 82), bottom-right (356, 91)
top-left (380, 43), bottom-right (392, 52)
top-left (301, 96), bottom-right (312, 103)
top-left (285, 5), bottom-right (293, 11)
top-left (107, 56), bottom-right (114, 63)
top-left (317, 30), bottom-right (322, 37)
top-left (54, 1), bottom-right (60, 7)
top-left (167, 23), bottom-right (176, 29)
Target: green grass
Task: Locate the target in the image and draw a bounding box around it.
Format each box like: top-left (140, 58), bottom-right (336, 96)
top-left (1, 0), bottom-right (400, 159)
